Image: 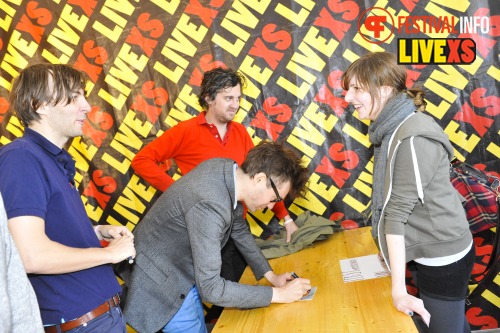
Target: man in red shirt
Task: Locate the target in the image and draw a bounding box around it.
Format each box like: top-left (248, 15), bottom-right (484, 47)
top-left (132, 68), bottom-right (298, 312)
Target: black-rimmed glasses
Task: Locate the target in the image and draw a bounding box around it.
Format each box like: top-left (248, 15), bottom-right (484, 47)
top-left (266, 174), bottom-right (283, 202)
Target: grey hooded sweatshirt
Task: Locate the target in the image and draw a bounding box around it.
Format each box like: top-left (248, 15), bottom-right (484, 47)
top-left (377, 112), bottom-right (472, 267)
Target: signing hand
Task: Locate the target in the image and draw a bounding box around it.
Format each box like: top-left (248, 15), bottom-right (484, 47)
top-left (271, 277), bottom-right (311, 303)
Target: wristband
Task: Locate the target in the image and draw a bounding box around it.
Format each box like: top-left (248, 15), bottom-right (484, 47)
top-left (283, 219), bottom-right (294, 225)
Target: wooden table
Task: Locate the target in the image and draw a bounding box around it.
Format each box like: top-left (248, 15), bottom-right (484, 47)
top-left (212, 227), bottom-right (418, 333)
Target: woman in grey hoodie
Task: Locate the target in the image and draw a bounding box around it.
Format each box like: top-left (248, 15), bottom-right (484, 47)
top-left (342, 52), bottom-right (474, 333)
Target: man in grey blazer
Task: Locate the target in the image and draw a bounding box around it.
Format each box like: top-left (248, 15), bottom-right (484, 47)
top-left (122, 141), bottom-right (311, 333)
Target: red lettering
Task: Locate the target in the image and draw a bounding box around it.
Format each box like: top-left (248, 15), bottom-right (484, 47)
top-left (446, 39), bottom-right (461, 63)
top-left (466, 308), bottom-right (498, 329)
top-left (460, 38), bottom-right (476, 63)
top-left (26, 1), bottom-right (52, 25)
top-left (74, 41), bottom-right (108, 82)
top-left (262, 97), bottom-right (292, 122)
top-left (327, 70), bottom-right (344, 90)
top-left (68, 0), bottom-right (97, 17)
top-left (330, 212), bottom-right (359, 230)
top-left (83, 40), bottom-right (108, 65)
top-left (140, 81), bottom-right (168, 104)
top-left (199, 54), bottom-right (225, 72)
top-left (16, 14), bottom-right (45, 43)
top-left (131, 95), bottom-right (162, 124)
top-left (249, 38), bottom-right (284, 70)
top-left (131, 81), bottom-right (168, 123)
top-left (92, 169), bottom-right (117, 193)
top-left (126, 26), bottom-right (158, 57)
top-left (250, 110), bottom-right (284, 141)
top-left (329, 143), bottom-right (359, 169)
top-left (314, 8), bottom-right (351, 41)
top-left (341, 220), bottom-right (359, 230)
top-left (83, 106), bottom-right (114, 147)
top-left (137, 13), bottom-right (164, 38)
top-left (262, 24), bottom-right (291, 50)
top-left (315, 84), bottom-right (348, 116)
top-left (185, 0), bottom-right (222, 27)
top-left (82, 171), bottom-right (114, 209)
top-left (0, 97), bottom-right (8, 124)
top-left (406, 69), bottom-right (422, 88)
top-left (189, 54), bottom-right (226, 86)
top-left (400, 0), bottom-right (418, 12)
top-left (315, 155), bottom-right (350, 188)
top-left (82, 180), bottom-right (109, 209)
top-left (471, 88), bottom-right (500, 117)
top-left (458, 32), bottom-right (495, 59)
top-left (453, 102), bottom-right (493, 137)
top-left (471, 237), bottom-right (493, 277)
top-left (327, 0), bottom-right (359, 20)
top-left (74, 53), bottom-right (102, 83)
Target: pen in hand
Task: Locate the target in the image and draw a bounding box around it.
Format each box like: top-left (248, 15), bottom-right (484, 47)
top-left (127, 256), bottom-right (134, 264)
top-left (291, 272), bottom-right (310, 296)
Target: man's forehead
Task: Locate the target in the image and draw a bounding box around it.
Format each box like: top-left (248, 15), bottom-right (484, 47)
top-left (218, 84), bottom-right (241, 95)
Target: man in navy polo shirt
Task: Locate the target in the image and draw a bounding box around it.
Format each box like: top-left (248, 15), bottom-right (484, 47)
top-left (0, 63), bottom-right (136, 333)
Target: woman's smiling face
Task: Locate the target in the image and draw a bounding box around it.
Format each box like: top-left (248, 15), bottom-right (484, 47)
top-left (344, 76), bottom-right (391, 121)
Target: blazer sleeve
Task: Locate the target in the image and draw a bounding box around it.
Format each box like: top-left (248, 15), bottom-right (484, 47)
top-left (185, 201), bottom-right (273, 308)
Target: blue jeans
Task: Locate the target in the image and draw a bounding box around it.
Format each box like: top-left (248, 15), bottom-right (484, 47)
top-left (50, 306), bottom-right (126, 333)
top-left (162, 286), bottom-right (207, 333)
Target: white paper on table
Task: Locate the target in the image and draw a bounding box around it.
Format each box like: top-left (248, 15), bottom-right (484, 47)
top-left (340, 254), bottom-right (390, 283)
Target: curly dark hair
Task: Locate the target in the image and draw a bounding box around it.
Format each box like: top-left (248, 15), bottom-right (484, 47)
top-left (241, 141), bottom-right (309, 200)
top-left (198, 67), bottom-right (246, 109)
top-left (9, 63), bottom-right (87, 127)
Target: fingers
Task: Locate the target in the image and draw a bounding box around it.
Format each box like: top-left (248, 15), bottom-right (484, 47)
top-left (106, 228), bottom-right (119, 238)
top-left (107, 236), bottom-right (136, 263)
top-left (396, 296), bottom-right (430, 327)
top-left (413, 307), bottom-right (431, 327)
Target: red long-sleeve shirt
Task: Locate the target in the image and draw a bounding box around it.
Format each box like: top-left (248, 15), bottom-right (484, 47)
top-left (132, 112), bottom-right (289, 219)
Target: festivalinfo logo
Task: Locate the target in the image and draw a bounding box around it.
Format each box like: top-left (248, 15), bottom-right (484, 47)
top-left (357, 7), bottom-right (490, 64)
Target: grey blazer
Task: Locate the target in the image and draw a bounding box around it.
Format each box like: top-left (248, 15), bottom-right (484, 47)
top-left (123, 158), bottom-right (273, 333)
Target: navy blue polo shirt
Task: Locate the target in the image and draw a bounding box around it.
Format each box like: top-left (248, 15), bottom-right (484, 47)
top-left (0, 128), bottom-right (120, 324)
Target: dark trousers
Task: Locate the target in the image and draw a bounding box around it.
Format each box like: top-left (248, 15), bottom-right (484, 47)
top-left (412, 244), bottom-right (475, 333)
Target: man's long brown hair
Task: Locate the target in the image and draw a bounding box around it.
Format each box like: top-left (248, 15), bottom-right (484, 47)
top-left (10, 63), bottom-right (87, 127)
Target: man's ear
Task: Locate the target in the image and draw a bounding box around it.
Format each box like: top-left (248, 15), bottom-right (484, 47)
top-left (35, 103), bottom-right (49, 116)
top-left (253, 172), bottom-right (267, 185)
